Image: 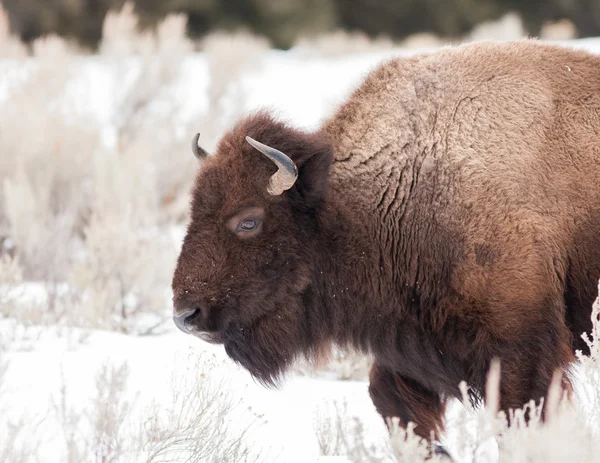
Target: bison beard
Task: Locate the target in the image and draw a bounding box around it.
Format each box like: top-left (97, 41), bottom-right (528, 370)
top-left (222, 302), bottom-right (308, 388)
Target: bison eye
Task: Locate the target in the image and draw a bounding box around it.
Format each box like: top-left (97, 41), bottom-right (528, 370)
top-left (234, 216), bottom-right (263, 236)
top-left (239, 218), bottom-right (258, 231)
top-left (227, 206), bottom-right (265, 238)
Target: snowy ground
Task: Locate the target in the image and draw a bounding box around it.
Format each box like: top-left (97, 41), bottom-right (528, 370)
top-left (3, 37), bottom-right (600, 462)
top-left (1, 320), bottom-right (388, 461)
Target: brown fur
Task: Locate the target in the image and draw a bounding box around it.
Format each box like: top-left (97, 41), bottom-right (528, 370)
top-left (172, 40), bottom-right (600, 440)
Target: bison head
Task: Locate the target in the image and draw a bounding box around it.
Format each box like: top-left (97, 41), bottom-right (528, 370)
top-left (172, 112), bottom-right (333, 385)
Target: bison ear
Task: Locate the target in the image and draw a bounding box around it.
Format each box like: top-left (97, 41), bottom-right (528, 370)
top-left (292, 141), bottom-right (333, 208)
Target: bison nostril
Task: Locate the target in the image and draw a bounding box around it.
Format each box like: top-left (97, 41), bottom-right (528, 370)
top-left (173, 308), bottom-right (199, 333)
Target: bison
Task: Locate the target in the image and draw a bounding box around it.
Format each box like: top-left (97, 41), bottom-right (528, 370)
top-left (172, 40), bottom-right (600, 452)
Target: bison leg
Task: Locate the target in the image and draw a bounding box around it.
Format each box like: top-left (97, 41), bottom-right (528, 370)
top-left (368, 362), bottom-right (447, 441)
top-left (493, 318), bottom-right (574, 421)
top-left (497, 355), bottom-right (573, 421)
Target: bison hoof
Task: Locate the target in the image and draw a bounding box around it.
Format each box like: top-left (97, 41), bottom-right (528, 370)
top-left (433, 444), bottom-right (453, 461)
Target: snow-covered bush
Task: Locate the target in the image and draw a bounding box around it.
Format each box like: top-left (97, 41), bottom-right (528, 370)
top-left (0, 349), bottom-right (7, 389)
top-left (0, 3), bottom-right (197, 329)
top-left (0, 255), bottom-right (22, 304)
top-left (0, 345), bottom-right (39, 462)
top-left (467, 12), bottom-right (526, 42)
top-left (540, 19), bottom-right (577, 41)
top-left (145, 354), bottom-right (266, 462)
top-left (0, 1), bottom-right (273, 331)
top-left (0, 33), bottom-right (95, 283)
top-left (51, 361), bottom-right (133, 462)
top-left (325, 348), bottom-right (372, 381)
top-left (292, 30), bottom-right (394, 57)
top-left (43, 353), bottom-right (265, 462)
top-left (313, 398), bottom-right (446, 462)
top-left (297, 346), bottom-right (372, 381)
top-left (68, 214), bottom-right (176, 333)
top-left (575, 282), bottom-right (600, 431)
top-left (313, 399), bottom-right (353, 456)
top-left (196, 30), bottom-right (270, 151)
top-left (0, 3), bottom-right (26, 59)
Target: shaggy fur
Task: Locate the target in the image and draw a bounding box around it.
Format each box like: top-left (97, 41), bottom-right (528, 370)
top-left (172, 40), bottom-right (600, 440)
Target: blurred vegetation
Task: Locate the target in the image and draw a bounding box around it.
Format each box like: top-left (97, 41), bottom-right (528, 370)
top-left (2, 0), bottom-right (599, 49)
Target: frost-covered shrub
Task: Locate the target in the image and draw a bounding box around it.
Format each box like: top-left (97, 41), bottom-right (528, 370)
top-left (0, 3), bottom-right (26, 59)
top-left (467, 12), bottom-right (526, 42)
top-left (0, 345), bottom-right (39, 462)
top-left (0, 3), bottom-right (198, 328)
top-left (146, 354), bottom-right (266, 463)
top-left (325, 348), bottom-right (372, 381)
top-left (98, 2), bottom-right (199, 225)
top-left (197, 31), bottom-right (270, 150)
top-left (0, 34), bottom-right (96, 282)
top-left (102, 3), bottom-right (193, 145)
top-left (575, 282), bottom-right (600, 431)
top-left (41, 354), bottom-right (265, 462)
top-left (0, 349), bottom-right (7, 388)
top-left (297, 346), bottom-right (371, 381)
top-left (401, 32), bottom-right (445, 49)
top-left (0, 254), bottom-right (22, 292)
top-left (313, 399), bottom-right (445, 462)
top-left (313, 399), bottom-right (354, 457)
top-left (540, 19), bottom-right (577, 41)
top-left (292, 30), bottom-right (394, 57)
top-left (51, 361), bottom-right (133, 462)
top-left (68, 214), bottom-right (175, 333)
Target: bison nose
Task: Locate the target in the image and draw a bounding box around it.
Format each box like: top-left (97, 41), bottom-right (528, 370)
top-left (173, 308), bottom-right (199, 333)
top-left (173, 296), bottom-right (213, 334)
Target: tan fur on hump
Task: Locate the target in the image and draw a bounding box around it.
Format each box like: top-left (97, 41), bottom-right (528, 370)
top-left (323, 40), bottom-right (600, 338)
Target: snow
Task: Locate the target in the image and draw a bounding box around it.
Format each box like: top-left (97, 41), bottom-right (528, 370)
top-left (3, 38), bottom-right (600, 461)
top-left (1, 321), bottom-right (387, 461)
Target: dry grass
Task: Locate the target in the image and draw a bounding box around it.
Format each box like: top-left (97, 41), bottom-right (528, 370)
top-left (0, 2), bottom-right (26, 59)
top-left (313, 399), bottom-right (447, 462)
top-left (540, 19), bottom-right (577, 41)
top-left (0, 342), bottom-right (42, 462)
top-left (292, 30), bottom-right (395, 57)
top-left (4, 353), bottom-right (266, 462)
top-left (296, 346), bottom-right (372, 381)
top-left (325, 348), bottom-right (372, 381)
top-left (0, 2), bottom-right (195, 331)
top-left (466, 12), bottom-right (527, 42)
top-left (50, 362), bottom-right (133, 462)
top-left (145, 356), bottom-right (266, 462)
top-left (196, 30), bottom-right (270, 150)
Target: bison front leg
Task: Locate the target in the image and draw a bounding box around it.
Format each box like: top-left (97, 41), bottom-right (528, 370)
top-left (369, 362), bottom-right (449, 455)
top-left (496, 347), bottom-right (574, 421)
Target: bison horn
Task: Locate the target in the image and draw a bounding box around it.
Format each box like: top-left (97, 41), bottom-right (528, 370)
top-left (245, 136), bottom-right (298, 195)
top-left (192, 133), bottom-right (210, 160)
